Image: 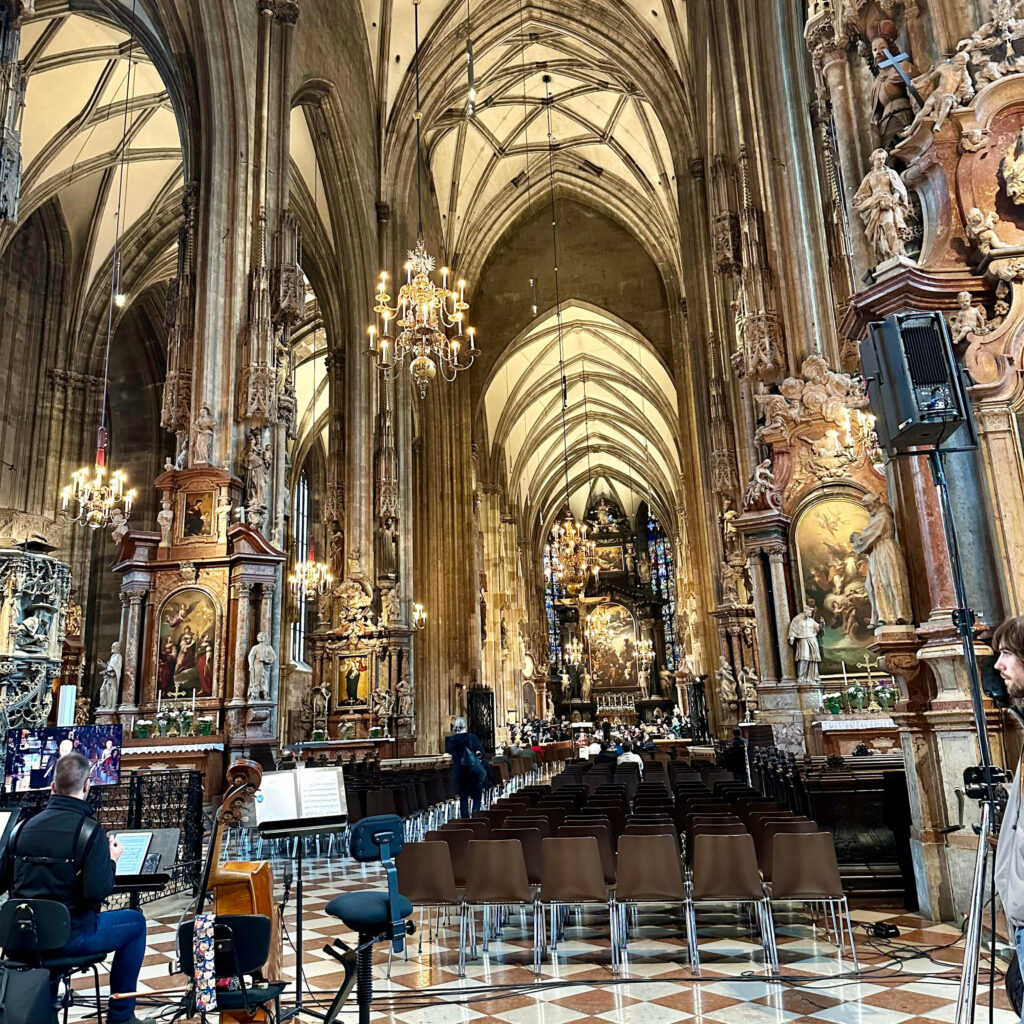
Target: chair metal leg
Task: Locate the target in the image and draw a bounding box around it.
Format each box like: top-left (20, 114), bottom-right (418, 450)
top-left (685, 898), bottom-right (700, 973)
top-left (842, 897), bottom-right (860, 972)
top-left (533, 901), bottom-right (543, 975)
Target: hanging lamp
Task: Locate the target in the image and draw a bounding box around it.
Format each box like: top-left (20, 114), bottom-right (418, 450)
top-left (367, 0), bottom-right (479, 398)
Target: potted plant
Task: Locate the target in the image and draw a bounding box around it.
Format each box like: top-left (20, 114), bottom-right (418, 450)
top-left (135, 719), bottom-right (153, 739)
top-left (847, 684), bottom-right (866, 712)
top-left (875, 684), bottom-right (897, 711)
top-left (312, 728), bottom-right (326, 742)
top-left (196, 715), bottom-right (214, 736)
top-left (156, 712), bottom-right (171, 737)
top-left (823, 693), bottom-right (844, 715)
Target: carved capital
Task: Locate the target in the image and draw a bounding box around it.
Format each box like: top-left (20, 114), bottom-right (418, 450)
top-left (273, 0), bottom-right (299, 22)
top-left (765, 544), bottom-right (787, 565)
top-left (689, 158), bottom-right (705, 180)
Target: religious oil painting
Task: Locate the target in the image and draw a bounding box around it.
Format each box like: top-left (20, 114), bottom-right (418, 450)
top-left (588, 602), bottom-right (638, 690)
top-left (157, 589), bottom-right (217, 696)
top-left (793, 496), bottom-right (873, 678)
top-left (339, 655), bottom-right (371, 706)
top-left (182, 490), bottom-right (214, 538)
top-left (595, 545), bottom-right (624, 573)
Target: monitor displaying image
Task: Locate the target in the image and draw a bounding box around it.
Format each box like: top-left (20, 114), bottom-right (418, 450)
top-left (4, 725), bottom-right (122, 792)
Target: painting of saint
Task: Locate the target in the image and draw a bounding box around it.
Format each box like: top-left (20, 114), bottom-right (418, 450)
top-left (183, 491), bottom-right (213, 538)
top-left (157, 590), bottom-right (217, 694)
top-left (793, 497), bottom-right (873, 677)
top-left (596, 546), bottom-right (623, 573)
top-left (587, 603), bottom-right (637, 689)
top-left (339, 656), bottom-right (370, 705)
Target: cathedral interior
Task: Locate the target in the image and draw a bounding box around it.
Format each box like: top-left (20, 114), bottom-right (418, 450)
top-left (6, 0), bottom-right (1024, 1019)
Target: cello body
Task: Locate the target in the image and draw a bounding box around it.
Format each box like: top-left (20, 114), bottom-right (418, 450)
top-left (202, 759), bottom-right (283, 1023)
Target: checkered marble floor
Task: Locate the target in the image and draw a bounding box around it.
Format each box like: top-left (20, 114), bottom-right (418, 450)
top-left (65, 853), bottom-right (1019, 1024)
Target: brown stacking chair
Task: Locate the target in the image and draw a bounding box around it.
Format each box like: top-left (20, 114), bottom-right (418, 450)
top-left (425, 828), bottom-right (473, 887)
top-left (616, 833), bottom-right (687, 964)
top-left (461, 840), bottom-right (538, 976)
top-left (504, 815), bottom-right (553, 838)
top-left (687, 833), bottom-right (776, 974)
top-left (533, 806), bottom-right (567, 830)
top-left (493, 827), bottom-right (544, 885)
top-left (758, 821), bottom-right (819, 880)
top-left (442, 817), bottom-right (489, 836)
top-left (769, 832), bottom-right (858, 970)
top-left (557, 824), bottom-right (616, 884)
top-left (395, 841), bottom-right (459, 962)
top-left (538, 837), bottom-right (619, 972)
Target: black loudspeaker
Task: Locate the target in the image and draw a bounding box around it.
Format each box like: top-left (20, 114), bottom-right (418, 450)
top-left (466, 685), bottom-right (496, 752)
top-left (861, 311), bottom-right (968, 451)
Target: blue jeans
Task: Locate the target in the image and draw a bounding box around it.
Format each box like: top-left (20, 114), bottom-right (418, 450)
top-left (61, 910), bottom-right (146, 1023)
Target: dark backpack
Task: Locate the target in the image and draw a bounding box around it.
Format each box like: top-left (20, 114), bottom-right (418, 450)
top-left (459, 745), bottom-right (487, 785)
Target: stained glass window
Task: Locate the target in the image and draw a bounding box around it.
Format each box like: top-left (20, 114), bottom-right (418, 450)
top-left (543, 545), bottom-right (562, 667)
top-left (290, 472), bottom-right (310, 665)
top-left (647, 515), bottom-right (678, 670)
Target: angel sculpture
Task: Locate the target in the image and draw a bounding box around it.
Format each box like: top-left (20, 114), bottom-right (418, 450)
top-left (948, 291), bottom-right (993, 344)
top-left (965, 207), bottom-right (1013, 256)
top-left (754, 390), bottom-right (798, 437)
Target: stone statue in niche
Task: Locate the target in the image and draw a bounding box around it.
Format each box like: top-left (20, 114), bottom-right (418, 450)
top-left (637, 667), bottom-right (650, 699)
top-left (243, 431), bottom-right (272, 509)
top-left (965, 207), bottom-right (1013, 256)
top-left (216, 495), bottom-right (231, 541)
top-left (716, 656), bottom-right (738, 706)
top-left (329, 519), bottom-right (345, 578)
top-left (97, 642), bottom-right (122, 709)
top-left (395, 678), bottom-right (413, 718)
top-left (1003, 127), bottom-right (1024, 205)
top-left (580, 668), bottom-right (593, 702)
top-left (247, 631), bottom-right (276, 701)
top-left (740, 666), bottom-right (759, 713)
top-left (375, 517), bottom-right (398, 578)
top-left (191, 404), bottom-right (215, 464)
top-left (948, 291), bottom-right (994, 344)
top-left (788, 606), bottom-right (822, 683)
top-left (157, 499), bottom-right (174, 548)
top-left (853, 149), bottom-right (912, 265)
top-left (869, 30), bottom-right (917, 148)
top-left (850, 492), bottom-right (913, 627)
top-left (901, 50), bottom-right (974, 138)
top-left (720, 560), bottom-right (742, 605)
top-left (13, 608), bottom-right (51, 651)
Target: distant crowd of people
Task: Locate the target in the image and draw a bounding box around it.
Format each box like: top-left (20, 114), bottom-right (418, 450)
top-left (499, 708), bottom-right (690, 758)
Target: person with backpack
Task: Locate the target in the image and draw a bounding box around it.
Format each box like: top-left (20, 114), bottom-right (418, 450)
top-left (445, 717), bottom-right (487, 818)
top-left (0, 751), bottom-right (147, 1024)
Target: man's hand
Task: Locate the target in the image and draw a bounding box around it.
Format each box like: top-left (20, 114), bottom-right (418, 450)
top-left (108, 836), bottom-right (123, 864)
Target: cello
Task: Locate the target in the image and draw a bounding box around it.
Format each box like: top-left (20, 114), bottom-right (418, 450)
top-left (194, 759), bottom-right (283, 1023)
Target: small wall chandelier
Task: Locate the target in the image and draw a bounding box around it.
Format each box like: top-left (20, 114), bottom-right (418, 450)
top-left (367, 0), bottom-right (478, 398)
top-left (635, 638), bottom-right (654, 671)
top-left (413, 602), bottom-right (427, 630)
top-left (289, 545), bottom-right (333, 599)
top-left (565, 636), bottom-right (584, 668)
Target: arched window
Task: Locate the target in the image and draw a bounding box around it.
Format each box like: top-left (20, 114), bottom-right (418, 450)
top-left (647, 514), bottom-right (678, 670)
top-left (290, 471), bottom-right (311, 665)
top-left (542, 545), bottom-right (563, 668)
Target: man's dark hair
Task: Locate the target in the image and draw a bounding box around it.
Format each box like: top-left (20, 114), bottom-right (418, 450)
top-left (621, 741), bottom-right (633, 753)
top-left (54, 751), bottom-right (91, 795)
top-left (994, 615), bottom-right (1024, 660)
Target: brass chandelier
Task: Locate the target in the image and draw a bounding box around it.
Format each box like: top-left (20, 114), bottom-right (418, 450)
top-left (367, 0), bottom-right (478, 398)
top-left (635, 638), bottom-right (654, 671)
top-left (289, 544), bottom-right (333, 600)
top-left (565, 635), bottom-right (584, 668)
top-left (61, 17), bottom-right (140, 532)
top-left (586, 604), bottom-right (615, 648)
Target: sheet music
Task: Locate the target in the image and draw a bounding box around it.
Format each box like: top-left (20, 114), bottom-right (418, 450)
top-left (254, 770), bottom-right (299, 825)
top-left (113, 831), bottom-right (152, 876)
top-left (296, 766), bottom-right (345, 818)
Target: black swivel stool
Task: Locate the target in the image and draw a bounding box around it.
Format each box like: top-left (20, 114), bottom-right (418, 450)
top-left (0, 899), bottom-right (105, 1024)
top-left (321, 814), bottom-right (413, 1024)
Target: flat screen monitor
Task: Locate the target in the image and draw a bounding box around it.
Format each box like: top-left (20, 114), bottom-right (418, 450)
top-left (5, 725), bottom-right (122, 792)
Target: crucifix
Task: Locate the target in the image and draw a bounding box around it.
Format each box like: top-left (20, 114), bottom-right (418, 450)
top-left (856, 654), bottom-right (883, 713)
top-left (879, 47), bottom-right (925, 107)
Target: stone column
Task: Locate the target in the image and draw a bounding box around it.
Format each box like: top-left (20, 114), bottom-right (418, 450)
top-left (747, 551), bottom-right (778, 685)
top-left (232, 581), bottom-right (253, 705)
top-left (117, 586), bottom-right (147, 714)
top-left (766, 544), bottom-right (797, 680)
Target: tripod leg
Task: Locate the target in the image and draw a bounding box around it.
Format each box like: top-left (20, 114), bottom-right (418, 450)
top-left (955, 801), bottom-right (992, 1024)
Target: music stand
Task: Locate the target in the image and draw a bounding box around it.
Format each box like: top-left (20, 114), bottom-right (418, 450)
top-left (260, 814), bottom-right (347, 1023)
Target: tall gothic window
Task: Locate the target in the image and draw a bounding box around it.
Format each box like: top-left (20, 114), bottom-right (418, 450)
top-left (647, 514), bottom-right (678, 670)
top-left (543, 545), bottom-right (563, 668)
top-left (290, 472), bottom-right (310, 665)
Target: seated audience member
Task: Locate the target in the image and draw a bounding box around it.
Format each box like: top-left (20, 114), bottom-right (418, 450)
top-left (0, 752), bottom-right (146, 1024)
top-left (616, 740), bottom-right (645, 777)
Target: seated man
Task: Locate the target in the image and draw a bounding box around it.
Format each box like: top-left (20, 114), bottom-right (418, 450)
top-left (0, 752), bottom-right (146, 1024)
top-left (616, 740), bottom-right (644, 777)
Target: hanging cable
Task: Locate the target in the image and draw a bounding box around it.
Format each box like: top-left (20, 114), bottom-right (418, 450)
top-left (543, 75), bottom-right (571, 511)
top-left (465, 0), bottom-right (476, 115)
top-left (413, 0), bottom-right (424, 238)
top-left (518, 0), bottom-right (538, 317)
top-left (98, 0), bottom-right (139, 465)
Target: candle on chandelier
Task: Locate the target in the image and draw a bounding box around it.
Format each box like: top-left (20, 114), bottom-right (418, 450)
top-left (406, 262), bottom-right (413, 284)
top-left (467, 326), bottom-right (476, 350)
top-left (458, 280), bottom-right (466, 303)
top-left (368, 325), bottom-right (376, 352)
top-left (442, 267), bottom-right (449, 288)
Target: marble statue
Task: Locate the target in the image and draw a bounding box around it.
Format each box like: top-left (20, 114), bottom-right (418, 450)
top-left (788, 606), bottom-right (822, 683)
top-left (869, 34), bottom-right (917, 148)
top-left (965, 207), bottom-right (1013, 256)
top-left (157, 499), bottom-right (174, 548)
top-left (329, 520), bottom-right (345, 578)
top-left (175, 435), bottom-right (188, 470)
top-left (376, 518), bottom-right (398, 578)
top-left (216, 495), bottom-right (231, 541)
top-left (191, 404), bottom-right (215, 464)
top-left (637, 667), bottom-right (650, 699)
top-left (659, 667), bottom-right (674, 698)
top-left (246, 631), bottom-right (276, 701)
top-left (949, 291), bottom-right (993, 344)
top-left (850, 492), bottom-right (913, 627)
top-left (740, 666), bottom-right (759, 712)
top-left (853, 149), bottom-right (911, 265)
top-left (719, 500), bottom-right (740, 551)
top-left (311, 681), bottom-right (330, 727)
top-left (902, 51), bottom-right (974, 137)
top-left (97, 641), bottom-right (122, 709)
top-left (716, 656), bottom-right (738, 706)
top-left (396, 678), bottom-right (413, 718)
top-left (1003, 127), bottom-right (1024, 206)
top-left (744, 459), bottom-right (780, 510)
top-left (109, 509), bottom-right (129, 543)
top-left (243, 431), bottom-right (272, 509)
top-left (381, 585), bottom-right (400, 625)
top-left (720, 560), bottom-right (742, 605)
top-left (13, 611), bottom-right (50, 651)
top-left (580, 668), bottom-right (593, 702)
top-left (372, 685), bottom-right (395, 722)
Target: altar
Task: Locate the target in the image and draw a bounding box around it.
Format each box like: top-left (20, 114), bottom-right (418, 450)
top-left (283, 737), bottom-right (415, 762)
top-left (810, 714), bottom-right (900, 757)
top-left (120, 735), bottom-right (225, 801)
